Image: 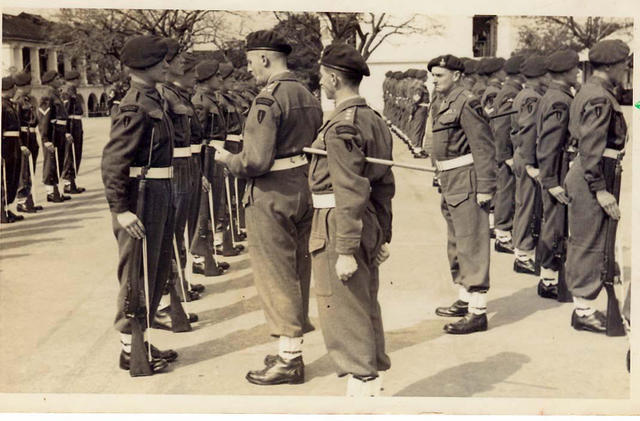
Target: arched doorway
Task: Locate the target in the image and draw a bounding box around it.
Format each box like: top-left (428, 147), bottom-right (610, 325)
top-left (87, 93), bottom-right (98, 117)
top-left (99, 93), bottom-right (108, 116)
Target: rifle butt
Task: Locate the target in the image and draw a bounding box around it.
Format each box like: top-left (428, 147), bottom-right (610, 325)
top-left (169, 281), bottom-right (192, 333)
top-left (128, 318), bottom-right (152, 377)
top-left (605, 284), bottom-right (626, 337)
top-left (556, 265), bottom-right (572, 303)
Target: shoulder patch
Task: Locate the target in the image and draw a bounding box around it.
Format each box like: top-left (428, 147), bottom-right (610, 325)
top-left (335, 125), bottom-right (357, 136)
top-left (255, 97), bottom-right (274, 107)
top-left (119, 104), bottom-right (139, 113)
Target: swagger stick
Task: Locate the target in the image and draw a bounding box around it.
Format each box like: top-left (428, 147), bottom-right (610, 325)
top-left (302, 147), bottom-right (436, 173)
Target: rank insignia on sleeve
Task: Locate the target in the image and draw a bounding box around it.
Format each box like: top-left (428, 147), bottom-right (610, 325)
top-left (119, 104), bottom-right (139, 113)
top-left (336, 125), bottom-right (357, 136)
top-left (595, 106), bottom-right (601, 118)
top-left (257, 109), bottom-right (266, 124)
top-left (256, 97), bottom-right (274, 107)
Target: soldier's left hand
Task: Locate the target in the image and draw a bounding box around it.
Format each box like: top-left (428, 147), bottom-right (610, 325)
top-left (20, 146), bottom-right (30, 156)
top-left (211, 143), bottom-right (231, 164)
top-left (476, 193), bottom-right (493, 209)
top-left (374, 243), bottom-right (390, 266)
top-left (336, 254), bottom-right (358, 281)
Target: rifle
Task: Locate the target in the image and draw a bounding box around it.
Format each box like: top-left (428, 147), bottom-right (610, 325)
top-left (302, 147), bottom-right (435, 173)
top-left (170, 235), bottom-right (192, 332)
top-left (530, 178), bottom-right (543, 277)
top-left (556, 148), bottom-right (573, 302)
top-left (603, 154), bottom-right (625, 337)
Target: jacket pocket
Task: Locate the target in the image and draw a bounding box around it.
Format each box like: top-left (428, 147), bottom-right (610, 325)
top-left (443, 191), bottom-right (470, 208)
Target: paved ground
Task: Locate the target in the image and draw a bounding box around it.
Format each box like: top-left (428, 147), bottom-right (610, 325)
top-left (0, 113), bottom-right (633, 410)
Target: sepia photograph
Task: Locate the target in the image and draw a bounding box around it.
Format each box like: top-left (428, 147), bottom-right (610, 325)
top-left (0, 0), bottom-right (637, 415)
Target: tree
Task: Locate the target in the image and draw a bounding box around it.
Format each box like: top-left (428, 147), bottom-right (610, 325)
top-left (517, 16), bottom-right (633, 54)
top-left (50, 9), bottom-right (239, 84)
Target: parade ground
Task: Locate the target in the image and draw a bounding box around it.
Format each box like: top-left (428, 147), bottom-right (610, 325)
top-left (0, 111), bottom-right (632, 403)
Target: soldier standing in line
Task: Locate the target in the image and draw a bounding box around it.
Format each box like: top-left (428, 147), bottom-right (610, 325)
top-left (511, 54), bottom-right (548, 275)
top-left (1, 76), bottom-right (25, 223)
top-left (564, 40), bottom-right (630, 333)
top-left (38, 71), bottom-right (73, 203)
top-left (480, 58), bottom-right (506, 118)
top-left (309, 43), bottom-right (395, 397)
top-left (14, 71), bottom-right (43, 213)
top-left (60, 70), bottom-right (86, 194)
top-left (461, 59), bottom-right (479, 91)
top-left (190, 59), bottom-right (231, 275)
top-left (471, 58), bottom-right (489, 97)
top-left (101, 35), bottom-right (178, 375)
top-left (491, 55), bottom-right (526, 254)
top-left (429, 55), bottom-right (496, 334)
top-left (409, 69), bottom-right (430, 159)
top-left (214, 30), bottom-right (322, 385)
top-left (535, 49), bottom-right (580, 299)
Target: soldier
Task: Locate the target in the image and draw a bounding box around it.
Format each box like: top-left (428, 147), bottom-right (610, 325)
top-left (480, 57), bottom-right (506, 118)
top-left (511, 55), bottom-right (548, 275)
top-left (190, 59), bottom-right (231, 275)
top-left (462, 59), bottom-right (479, 91)
top-left (38, 70), bottom-right (72, 203)
top-left (1, 76), bottom-right (25, 223)
top-left (429, 55), bottom-right (496, 334)
top-left (14, 71), bottom-right (43, 213)
top-left (60, 70), bottom-right (86, 194)
top-left (565, 40), bottom-right (629, 332)
top-left (491, 55), bottom-right (526, 253)
top-left (309, 43), bottom-right (395, 397)
top-left (409, 69), bottom-right (430, 158)
top-left (213, 30), bottom-right (323, 385)
top-left (535, 49), bottom-right (580, 299)
top-left (101, 35), bottom-right (177, 375)
top-left (471, 58), bottom-right (489, 97)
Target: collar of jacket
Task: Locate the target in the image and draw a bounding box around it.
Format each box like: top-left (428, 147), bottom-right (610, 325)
top-left (267, 70), bottom-right (298, 84)
top-left (438, 85), bottom-right (466, 113)
top-left (327, 96), bottom-right (367, 121)
top-left (524, 80), bottom-right (546, 96)
top-left (131, 80), bottom-right (162, 104)
top-left (548, 81), bottom-right (574, 98)
top-left (588, 75), bottom-right (615, 96)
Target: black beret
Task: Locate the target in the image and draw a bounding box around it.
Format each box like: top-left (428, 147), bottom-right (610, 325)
top-left (463, 59), bottom-right (478, 75)
top-left (394, 71), bottom-right (403, 79)
top-left (417, 69), bottom-right (428, 80)
top-left (545, 49), bottom-right (580, 73)
top-left (163, 38), bottom-right (180, 63)
top-left (521, 54), bottom-right (547, 78)
top-left (479, 57), bottom-right (506, 75)
top-left (320, 43), bottom-right (370, 77)
top-left (13, 72), bottom-right (31, 87)
top-left (181, 52), bottom-right (199, 73)
top-left (245, 30), bottom-right (292, 55)
top-left (218, 62), bottom-right (234, 79)
top-left (41, 70), bottom-right (59, 84)
top-left (65, 69), bottom-right (80, 81)
top-left (120, 35), bottom-right (168, 69)
top-left (2, 76), bottom-right (15, 91)
top-left (589, 39), bottom-right (630, 65)
top-left (195, 60), bottom-right (220, 82)
top-left (428, 55), bottom-right (464, 72)
top-left (504, 55), bottom-right (526, 74)
top-left (385, 71), bottom-right (393, 77)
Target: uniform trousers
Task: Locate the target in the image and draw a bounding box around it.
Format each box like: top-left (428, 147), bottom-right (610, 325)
top-left (513, 151), bottom-right (538, 252)
top-left (494, 162), bottom-right (515, 233)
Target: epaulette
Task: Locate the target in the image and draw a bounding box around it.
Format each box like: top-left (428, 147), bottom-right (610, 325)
top-left (262, 81), bottom-right (280, 96)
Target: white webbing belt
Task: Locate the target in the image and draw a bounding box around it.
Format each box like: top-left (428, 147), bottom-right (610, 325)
top-left (435, 153), bottom-right (474, 171)
top-left (129, 166), bottom-right (174, 179)
top-left (312, 193), bottom-right (336, 209)
top-left (190, 144), bottom-right (202, 153)
top-left (226, 134), bottom-right (242, 142)
top-left (3, 131), bottom-right (20, 137)
top-left (270, 154), bottom-right (308, 172)
top-left (173, 147), bottom-right (192, 158)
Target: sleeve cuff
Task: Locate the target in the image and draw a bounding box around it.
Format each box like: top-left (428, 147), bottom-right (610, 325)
top-left (588, 179), bottom-right (607, 193)
top-left (335, 236), bottom-right (361, 255)
top-left (541, 177), bottom-right (559, 190)
top-left (477, 178), bottom-right (496, 195)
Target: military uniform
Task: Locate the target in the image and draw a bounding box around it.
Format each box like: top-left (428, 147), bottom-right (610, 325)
top-left (429, 55), bottom-right (496, 334)
top-left (1, 80), bottom-right (24, 222)
top-left (535, 49), bottom-right (580, 299)
top-left (490, 56), bottom-right (525, 252)
top-left (101, 36), bottom-right (176, 375)
top-left (60, 72), bottom-right (85, 193)
top-left (408, 70), bottom-right (430, 152)
top-left (511, 55), bottom-right (547, 273)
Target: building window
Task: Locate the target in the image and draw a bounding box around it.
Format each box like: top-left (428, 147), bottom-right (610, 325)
top-left (22, 47), bottom-right (31, 71)
top-left (473, 15), bottom-right (497, 57)
top-left (39, 49), bottom-right (48, 78)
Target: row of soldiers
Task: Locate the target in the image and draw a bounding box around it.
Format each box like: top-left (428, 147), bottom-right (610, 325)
top-left (382, 69), bottom-right (430, 158)
top-left (1, 70), bottom-right (86, 224)
top-left (399, 40), bottom-right (631, 362)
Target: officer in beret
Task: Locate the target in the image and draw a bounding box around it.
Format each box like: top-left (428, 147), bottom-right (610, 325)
top-left (428, 54), bottom-right (496, 334)
top-left (491, 55), bottom-right (526, 254)
top-left (511, 54), bottom-right (549, 275)
top-left (214, 29), bottom-right (322, 385)
top-left (309, 42), bottom-right (394, 397)
top-left (1, 76), bottom-right (25, 223)
top-left (13, 71), bottom-right (43, 214)
top-left (190, 59), bottom-right (231, 275)
top-left (565, 39), bottom-right (630, 332)
top-left (535, 49), bottom-right (580, 299)
top-left (101, 35), bottom-right (177, 376)
top-left (38, 70), bottom-right (72, 203)
top-left (59, 69), bottom-right (86, 195)
top-left (154, 38), bottom-right (201, 332)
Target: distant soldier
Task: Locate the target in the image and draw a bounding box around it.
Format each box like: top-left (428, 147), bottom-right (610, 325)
top-left (461, 58), bottom-right (479, 92)
top-left (1, 76), bottom-right (25, 223)
top-left (14, 71), bottom-right (43, 213)
top-left (471, 58), bottom-right (489, 97)
top-left (408, 69), bottom-right (430, 158)
top-left (491, 55), bottom-right (526, 254)
top-left (38, 70), bottom-right (72, 203)
top-left (60, 69), bottom-right (86, 194)
top-left (101, 35), bottom-right (177, 376)
top-left (480, 57), bottom-right (506, 118)
top-left (310, 43), bottom-right (395, 396)
top-left (429, 55), bottom-right (496, 334)
top-left (511, 54), bottom-right (548, 275)
top-left (535, 49), bottom-right (580, 299)
top-left (214, 30), bottom-right (323, 385)
top-left (565, 40), bottom-right (630, 332)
